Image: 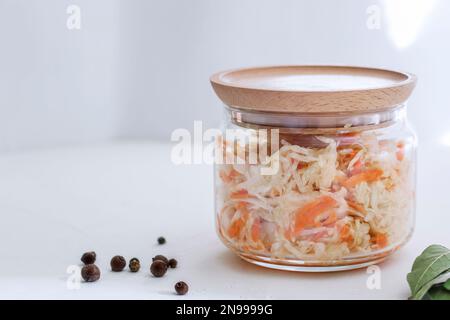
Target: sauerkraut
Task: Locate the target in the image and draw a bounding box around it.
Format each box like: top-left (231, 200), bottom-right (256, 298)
top-left (215, 130), bottom-right (414, 261)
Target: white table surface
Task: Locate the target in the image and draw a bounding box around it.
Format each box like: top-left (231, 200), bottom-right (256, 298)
top-left (0, 140), bottom-right (448, 300)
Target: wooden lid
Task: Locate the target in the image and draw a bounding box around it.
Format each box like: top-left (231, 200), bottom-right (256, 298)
top-left (210, 66), bottom-right (417, 113)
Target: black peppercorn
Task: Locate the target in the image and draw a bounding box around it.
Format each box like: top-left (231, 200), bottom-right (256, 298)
top-left (174, 281), bottom-right (188, 295)
top-left (81, 251), bottom-right (96, 265)
top-left (168, 258), bottom-right (178, 268)
top-left (150, 260), bottom-right (168, 277)
top-left (152, 255), bottom-right (169, 265)
top-left (110, 255), bottom-right (126, 272)
top-left (129, 258), bottom-right (140, 272)
top-left (81, 264), bottom-right (101, 282)
top-left (157, 237), bottom-right (166, 245)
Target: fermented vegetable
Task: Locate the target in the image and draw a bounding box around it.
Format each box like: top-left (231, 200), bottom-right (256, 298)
top-left (215, 131), bottom-right (414, 262)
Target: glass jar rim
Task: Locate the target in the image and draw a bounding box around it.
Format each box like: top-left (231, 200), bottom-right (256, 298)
top-left (227, 104), bottom-right (406, 132)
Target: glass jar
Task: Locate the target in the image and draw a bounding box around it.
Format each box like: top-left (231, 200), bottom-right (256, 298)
top-left (210, 66), bottom-right (417, 271)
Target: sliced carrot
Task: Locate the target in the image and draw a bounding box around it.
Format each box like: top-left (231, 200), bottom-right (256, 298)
top-left (342, 169), bottom-right (383, 189)
top-left (230, 189), bottom-right (251, 199)
top-left (289, 158), bottom-right (305, 170)
top-left (339, 132), bottom-right (360, 138)
top-left (228, 211), bottom-right (249, 239)
top-left (396, 147), bottom-right (405, 161)
top-left (251, 218), bottom-right (261, 242)
top-left (396, 140), bottom-right (406, 161)
top-left (373, 233), bottom-right (388, 248)
top-left (334, 174), bottom-right (347, 185)
top-left (349, 159), bottom-right (363, 175)
top-left (219, 169), bottom-right (240, 183)
top-left (227, 202), bottom-right (249, 238)
top-left (348, 150), bottom-right (357, 158)
top-left (339, 224), bottom-right (354, 244)
top-left (228, 218), bottom-right (245, 238)
top-left (294, 196), bottom-right (338, 234)
top-left (235, 201), bottom-right (248, 212)
top-left (219, 170), bottom-right (232, 183)
top-left (284, 228), bottom-right (293, 241)
top-left (229, 169), bottom-right (240, 179)
top-left (347, 200), bottom-right (366, 214)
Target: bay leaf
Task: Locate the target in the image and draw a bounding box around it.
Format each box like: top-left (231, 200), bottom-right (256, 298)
top-left (444, 279), bottom-right (450, 291)
top-left (424, 285), bottom-right (450, 300)
top-left (414, 272), bottom-right (450, 300)
top-left (407, 245), bottom-right (450, 299)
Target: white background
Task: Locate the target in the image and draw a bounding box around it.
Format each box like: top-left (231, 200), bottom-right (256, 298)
top-left (1, 0), bottom-right (450, 150)
top-left (0, 0), bottom-right (449, 300)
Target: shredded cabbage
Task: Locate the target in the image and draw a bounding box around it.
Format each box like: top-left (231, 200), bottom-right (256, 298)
top-left (215, 131), bottom-right (413, 261)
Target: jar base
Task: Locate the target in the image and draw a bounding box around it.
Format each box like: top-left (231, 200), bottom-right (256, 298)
top-left (237, 252), bottom-right (390, 272)
top-left (218, 226), bottom-right (412, 272)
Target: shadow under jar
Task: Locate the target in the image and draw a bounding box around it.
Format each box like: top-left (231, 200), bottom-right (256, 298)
top-left (210, 66), bottom-right (417, 272)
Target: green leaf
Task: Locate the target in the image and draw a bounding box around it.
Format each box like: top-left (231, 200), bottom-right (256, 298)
top-left (424, 285), bottom-right (450, 300)
top-left (407, 245), bottom-right (450, 300)
top-left (414, 272), bottom-right (450, 300)
top-left (444, 279), bottom-right (450, 291)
